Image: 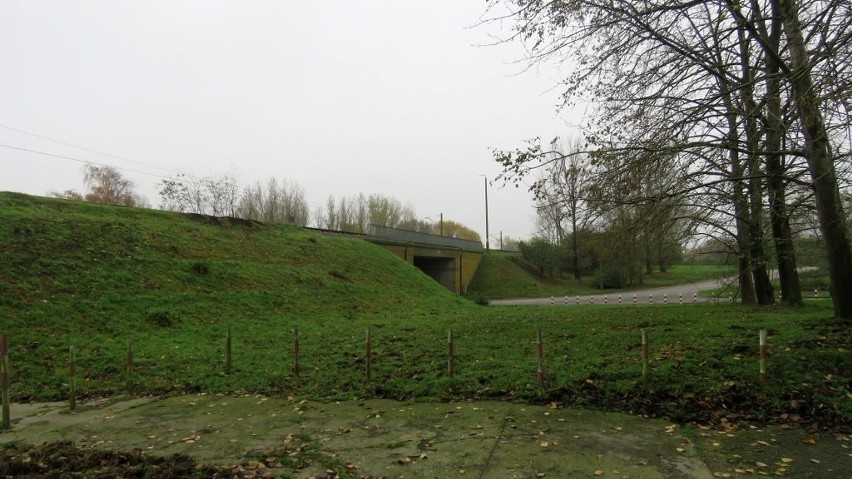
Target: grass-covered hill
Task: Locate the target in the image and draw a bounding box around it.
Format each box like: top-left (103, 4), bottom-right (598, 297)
top-left (0, 192), bottom-right (465, 320)
top-left (0, 192), bottom-right (471, 398)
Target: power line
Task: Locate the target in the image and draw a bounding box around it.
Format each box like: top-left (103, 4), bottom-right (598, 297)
top-left (0, 144), bottom-right (171, 179)
top-left (0, 123), bottom-right (182, 176)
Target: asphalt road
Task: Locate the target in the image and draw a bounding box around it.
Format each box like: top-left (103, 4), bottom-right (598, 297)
top-left (490, 278), bottom-right (732, 306)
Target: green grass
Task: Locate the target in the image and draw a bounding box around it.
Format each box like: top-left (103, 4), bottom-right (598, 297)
top-left (704, 268), bottom-right (832, 300)
top-left (0, 193), bottom-right (849, 430)
top-left (465, 250), bottom-right (732, 299)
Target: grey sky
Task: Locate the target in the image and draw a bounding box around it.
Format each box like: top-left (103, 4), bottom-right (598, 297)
top-left (1, 1), bottom-right (578, 242)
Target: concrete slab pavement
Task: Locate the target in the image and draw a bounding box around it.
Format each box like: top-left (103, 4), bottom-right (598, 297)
top-left (2, 395), bottom-right (716, 478)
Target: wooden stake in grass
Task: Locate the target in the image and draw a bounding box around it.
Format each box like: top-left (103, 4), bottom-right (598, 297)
top-left (226, 326), bottom-right (232, 376)
top-left (447, 328), bottom-right (455, 379)
top-left (293, 327), bottom-right (301, 378)
top-left (69, 346), bottom-right (77, 410)
top-left (1, 335), bottom-right (10, 430)
top-left (126, 339), bottom-right (134, 374)
top-left (126, 339), bottom-right (135, 395)
top-left (365, 327), bottom-right (372, 382)
top-left (759, 329), bottom-right (767, 383)
top-left (535, 327), bottom-right (544, 386)
top-left (641, 329), bottom-right (650, 381)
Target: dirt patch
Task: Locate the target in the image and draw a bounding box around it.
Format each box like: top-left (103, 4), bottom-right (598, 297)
top-left (1, 441), bottom-right (220, 479)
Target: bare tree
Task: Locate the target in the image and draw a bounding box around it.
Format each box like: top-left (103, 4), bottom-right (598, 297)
top-left (158, 170), bottom-right (239, 216)
top-left (534, 138), bottom-right (597, 279)
top-left (237, 178), bottom-right (309, 226)
top-left (52, 163), bottom-right (146, 207)
top-left (321, 193), bottom-right (419, 233)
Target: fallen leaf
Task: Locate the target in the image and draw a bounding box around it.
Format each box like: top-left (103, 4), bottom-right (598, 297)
top-left (593, 470), bottom-right (605, 476)
top-left (802, 438), bottom-right (816, 445)
top-left (780, 458), bottom-right (794, 463)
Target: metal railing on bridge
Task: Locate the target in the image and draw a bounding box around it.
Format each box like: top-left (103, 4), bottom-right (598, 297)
top-left (367, 224), bottom-right (483, 252)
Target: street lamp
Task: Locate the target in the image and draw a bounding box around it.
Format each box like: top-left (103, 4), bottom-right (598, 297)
top-left (480, 175), bottom-right (490, 250)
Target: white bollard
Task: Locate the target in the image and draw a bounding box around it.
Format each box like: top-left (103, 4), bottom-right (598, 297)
top-left (649, 294), bottom-right (654, 304)
top-left (619, 294), bottom-right (623, 304)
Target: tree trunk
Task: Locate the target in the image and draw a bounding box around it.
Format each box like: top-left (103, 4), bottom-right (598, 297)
top-left (572, 228), bottom-right (580, 280)
top-left (735, 21), bottom-right (775, 305)
top-left (733, 157), bottom-right (756, 304)
top-left (776, 0), bottom-right (852, 319)
top-left (763, 2), bottom-right (802, 305)
top-left (722, 99), bottom-right (757, 303)
top-left (571, 199), bottom-right (581, 280)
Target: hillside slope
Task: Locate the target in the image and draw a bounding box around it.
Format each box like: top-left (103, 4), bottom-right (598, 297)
top-left (465, 250), bottom-right (602, 299)
top-left (0, 192), bottom-right (469, 398)
top-left (0, 192), bottom-right (463, 318)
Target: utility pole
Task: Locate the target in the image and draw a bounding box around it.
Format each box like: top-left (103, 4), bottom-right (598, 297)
top-left (481, 175), bottom-right (490, 250)
top-left (440, 212), bottom-right (443, 237)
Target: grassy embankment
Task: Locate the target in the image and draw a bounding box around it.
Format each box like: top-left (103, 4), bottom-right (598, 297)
top-left (0, 192), bottom-right (849, 429)
top-left (467, 249), bottom-right (832, 301)
top-left (465, 249), bottom-right (732, 300)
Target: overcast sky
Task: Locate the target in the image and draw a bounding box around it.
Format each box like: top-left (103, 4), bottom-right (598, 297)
top-left (1, 1), bottom-right (581, 242)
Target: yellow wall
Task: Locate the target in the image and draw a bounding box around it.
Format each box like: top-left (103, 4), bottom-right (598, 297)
top-left (371, 241), bottom-right (482, 295)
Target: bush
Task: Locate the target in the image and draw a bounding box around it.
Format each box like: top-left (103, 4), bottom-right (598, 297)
top-left (189, 262), bottom-right (211, 276)
top-left (146, 308), bottom-right (177, 327)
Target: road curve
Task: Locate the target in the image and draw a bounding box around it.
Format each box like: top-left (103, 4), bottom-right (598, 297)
top-left (489, 278), bottom-right (731, 306)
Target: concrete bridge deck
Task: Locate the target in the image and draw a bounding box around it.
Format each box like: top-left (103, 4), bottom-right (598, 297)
top-left (307, 224), bottom-right (483, 295)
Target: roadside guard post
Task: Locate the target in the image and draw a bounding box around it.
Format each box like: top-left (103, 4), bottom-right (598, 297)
top-left (759, 329), bottom-right (768, 382)
top-left (2, 335), bottom-right (11, 430)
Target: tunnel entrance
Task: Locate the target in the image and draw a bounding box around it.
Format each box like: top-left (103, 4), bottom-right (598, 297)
top-left (413, 256), bottom-right (456, 292)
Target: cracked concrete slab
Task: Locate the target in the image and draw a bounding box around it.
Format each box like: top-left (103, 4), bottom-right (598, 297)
top-left (0, 394), bottom-right (804, 478)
